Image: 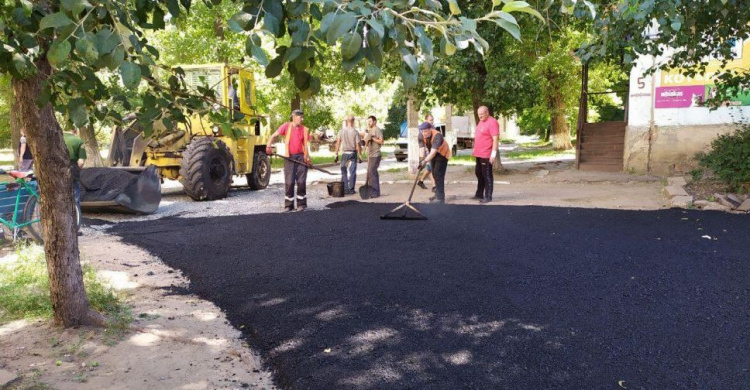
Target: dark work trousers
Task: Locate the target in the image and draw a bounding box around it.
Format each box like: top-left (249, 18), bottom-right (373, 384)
top-left (474, 157), bottom-right (493, 200)
top-left (367, 155), bottom-right (381, 196)
top-left (283, 154), bottom-right (308, 210)
top-left (431, 155), bottom-right (448, 201)
top-left (340, 152), bottom-right (357, 192)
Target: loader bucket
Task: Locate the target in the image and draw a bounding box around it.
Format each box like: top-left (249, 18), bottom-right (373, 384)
top-left (80, 165), bottom-right (161, 214)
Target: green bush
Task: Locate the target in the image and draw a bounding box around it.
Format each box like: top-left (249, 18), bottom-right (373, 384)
top-left (383, 104), bottom-right (405, 140)
top-left (697, 124), bottom-right (750, 192)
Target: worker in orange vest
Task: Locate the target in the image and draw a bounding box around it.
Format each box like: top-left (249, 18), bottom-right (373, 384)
top-left (418, 122), bottom-right (451, 204)
top-left (266, 109), bottom-right (310, 212)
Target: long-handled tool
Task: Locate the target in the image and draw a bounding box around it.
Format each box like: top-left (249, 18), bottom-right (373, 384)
top-left (380, 167), bottom-right (427, 220)
top-left (359, 157), bottom-right (376, 199)
top-left (272, 153), bottom-right (336, 175)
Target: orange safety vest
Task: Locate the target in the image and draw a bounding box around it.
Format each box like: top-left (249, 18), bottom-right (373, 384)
top-left (283, 122), bottom-right (310, 158)
top-left (425, 129), bottom-right (452, 159)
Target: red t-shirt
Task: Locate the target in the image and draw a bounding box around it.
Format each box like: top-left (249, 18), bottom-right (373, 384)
top-left (473, 117), bottom-right (500, 158)
top-left (278, 123), bottom-right (308, 155)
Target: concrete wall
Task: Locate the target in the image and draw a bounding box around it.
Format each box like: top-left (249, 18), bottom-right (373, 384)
top-left (624, 124), bottom-right (736, 176)
top-left (624, 41), bottom-right (750, 175)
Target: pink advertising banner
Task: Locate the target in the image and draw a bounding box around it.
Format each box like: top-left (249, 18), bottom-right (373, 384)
top-left (654, 85), bottom-right (706, 109)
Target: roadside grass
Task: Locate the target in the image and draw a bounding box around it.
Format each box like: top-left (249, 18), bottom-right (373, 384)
top-left (519, 140), bottom-right (552, 148)
top-left (505, 148), bottom-right (575, 160)
top-left (0, 243), bottom-right (129, 330)
top-left (270, 155), bottom-right (337, 169)
top-left (385, 167), bottom-right (407, 173)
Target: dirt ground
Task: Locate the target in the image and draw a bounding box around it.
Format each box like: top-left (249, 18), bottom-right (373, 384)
top-left (0, 155), bottom-right (667, 389)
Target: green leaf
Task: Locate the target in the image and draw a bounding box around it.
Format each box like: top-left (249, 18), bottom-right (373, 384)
top-left (75, 35), bottom-right (99, 63)
top-left (502, 1), bottom-right (544, 22)
top-left (12, 53), bottom-right (32, 76)
top-left (247, 41), bottom-right (268, 66)
top-left (341, 32), bottom-right (362, 60)
top-left (319, 13), bottom-right (336, 35)
top-left (367, 18), bottom-right (384, 38)
top-left (401, 67), bottom-right (417, 89)
top-left (67, 98), bottom-right (88, 127)
top-left (263, 13), bottom-right (280, 36)
top-left (364, 63), bottom-right (380, 84)
top-left (671, 21), bottom-right (681, 31)
top-left (460, 17), bottom-right (477, 33)
top-left (228, 12), bottom-right (253, 32)
top-left (95, 27), bottom-right (119, 55)
top-left (61, 0), bottom-right (89, 15)
top-left (47, 40), bottom-right (72, 66)
top-left (265, 56), bottom-right (283, 78)
top-left (366, 29), bottom-right (381, 48)
top-left (109, 46), bottom-right (125, 69)
top-left (448, 0), bottom-right (461, 15)
top-left (283, 46), bottom-right (302, 62)
top-left (493, 18), bottom-right (521, 41)
top-left (293, 71), bottom-right (311, 90)
top-left (326, 12), bottom-right (357, 45)
top-left (364, 45), bottom-right (383, 67)
top-left (39, 12), bottom-right (73, 30)
top-left (151, 6), bottom-right (165, 29)
top-left (440, 37), bottom-right (457, 56)
top-left (119, 62), bottom-right (141, 89)
top-left (402, 52), bottom-right (418, 73)
top-left (166, 0), bottom-right (180, 18)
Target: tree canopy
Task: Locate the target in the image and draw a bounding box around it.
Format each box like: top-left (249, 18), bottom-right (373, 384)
top-left (580, 0), bottom-right (750, 105)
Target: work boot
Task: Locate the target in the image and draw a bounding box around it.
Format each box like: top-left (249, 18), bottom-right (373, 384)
top-left (429, 195), bottom-right (444, 204)
top-left (480, 198), bottom-right (492, 204)
top-left (296, 205), bottom-right (307, 212)
top-left (417, 181), bottom-right (427, 190)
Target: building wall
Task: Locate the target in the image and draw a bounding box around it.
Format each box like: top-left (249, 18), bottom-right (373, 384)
top-left (624, 40), bottom-right (750, 175)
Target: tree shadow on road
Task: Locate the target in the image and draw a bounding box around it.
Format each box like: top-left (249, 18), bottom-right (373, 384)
top-left (114, 203), bottom-right (750, 390)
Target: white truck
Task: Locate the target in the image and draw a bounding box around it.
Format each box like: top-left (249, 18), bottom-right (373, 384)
top-left (394, 116), bottom-right (475, 161)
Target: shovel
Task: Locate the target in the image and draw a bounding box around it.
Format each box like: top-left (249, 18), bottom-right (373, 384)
top-left (272, 153), bottom-right (336, 175)
top-left (380, 167), bottom-right (427, 220)
top-left (359, 157), bottom-right (376, 199)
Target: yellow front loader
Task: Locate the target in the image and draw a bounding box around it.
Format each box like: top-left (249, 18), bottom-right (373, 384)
top-left (81, 64), bottom-right (272, 214)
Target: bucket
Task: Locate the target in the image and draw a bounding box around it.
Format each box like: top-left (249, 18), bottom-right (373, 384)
top-left (327, 181), bottom-right (344, 197)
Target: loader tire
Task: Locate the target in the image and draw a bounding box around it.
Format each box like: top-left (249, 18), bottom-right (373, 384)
top-left (247, 151), bottom-right (271, 190)
top-left (179, 137), bottom-right (233, 201)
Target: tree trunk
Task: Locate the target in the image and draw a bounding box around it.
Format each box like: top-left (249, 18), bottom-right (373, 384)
top-left (291, 94), bottom-right (300, 112)
top-left (12, 57), bottom-right (103, 328)
top-left (406, 94), bottom-right (420, 174)
top-left (80, 124), bottom-right (103, 167)
top-left (550, 88), bottom-right (573, 150)
top-left (492, 154), bottom-right (504, 173)
top-left (10, 94), bottom-right (21, 168)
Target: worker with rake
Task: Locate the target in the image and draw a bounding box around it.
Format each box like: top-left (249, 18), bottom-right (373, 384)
top-left (418, 122), bottom-right (451, 204)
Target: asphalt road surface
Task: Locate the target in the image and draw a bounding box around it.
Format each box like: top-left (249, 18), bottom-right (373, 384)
top-left (110, 203), bottom-right (750, 390)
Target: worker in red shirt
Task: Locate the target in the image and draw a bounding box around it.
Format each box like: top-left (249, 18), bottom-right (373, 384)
top-left (266, 109), bottom-right (311, 211)
top-left (473, 106), bottom-right (500, 203)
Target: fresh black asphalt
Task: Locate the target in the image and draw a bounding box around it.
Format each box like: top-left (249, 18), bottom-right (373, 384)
top-left (108, 202), bottom-right (750, 390)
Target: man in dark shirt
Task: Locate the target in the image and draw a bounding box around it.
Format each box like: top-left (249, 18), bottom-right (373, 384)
top-left (417, 122), bottom-right (451, 204)
top-left (64, 128), bottom-right (87, 209)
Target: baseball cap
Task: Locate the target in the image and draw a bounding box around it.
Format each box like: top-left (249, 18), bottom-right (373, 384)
top-left (418, 122), bottom-right (433, 131)
top-left (292, 109), bottom-right (304, 117)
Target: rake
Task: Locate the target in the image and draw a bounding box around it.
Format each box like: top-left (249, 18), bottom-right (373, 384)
top-left (380, 167), bottom-right (427, 220)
